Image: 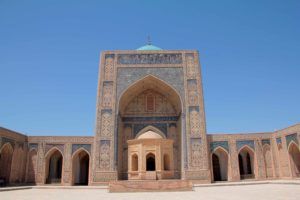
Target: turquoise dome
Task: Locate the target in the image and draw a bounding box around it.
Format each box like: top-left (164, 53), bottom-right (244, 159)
top-left (137, 44), bottom-right (162, 50)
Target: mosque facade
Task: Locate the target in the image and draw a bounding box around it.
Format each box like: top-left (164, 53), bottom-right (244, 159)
top-left (0, 44), bottom-right (299, 186)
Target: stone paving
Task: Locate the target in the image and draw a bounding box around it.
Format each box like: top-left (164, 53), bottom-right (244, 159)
top-left (1, 183), bottom-right (300, 200)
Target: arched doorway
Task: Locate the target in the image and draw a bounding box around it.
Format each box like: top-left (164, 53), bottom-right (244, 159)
top-left (288, 142), bottom-right (300, 177)
top-left (26, 149), bottom-right (37, 183)
top-left (72, 149), bottom-right (90, 185)
top-left (146, 153), bottom-right (156, 171)
top-left (212, 148), bottom-right (229, 181)
top-left (0, 143), bottom-right (13, 185)
top-left (238, 146), bottom-right (255, 179)
top-left (212, 154), bottom-right (221, 181)
top-left (45, 149), bottom-right (63, 184)
top-left (117, 75), bottom-right (182, 180)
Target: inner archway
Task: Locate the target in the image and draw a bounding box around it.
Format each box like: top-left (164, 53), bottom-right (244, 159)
top-left (0, 143), bottom-right (13, 185)
top-left (72, 149), bottom-right (90, 185)
top-left (45, 149), bottom-right (63, 184)
top-left (238, 146), bottom-right (255, 179)
top-left (212, 154), bottom-right (221, 181)
top-left (146, 153), bottom-right (156, 171)
top-left (288, 142), bottom-right (300, 177)
top-left (212, 148), bottom-right (228, 181)
top-left (117, 75), bottom-right (182, 180)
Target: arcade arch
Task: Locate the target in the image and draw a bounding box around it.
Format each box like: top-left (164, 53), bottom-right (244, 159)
top-left (238, 146), bottom-right (255, 179)
top-left (72, 149), bottom-right (90, 185)
top-left (211, 147), bottom-right (229, 181)
top-left (288, 142), bottom-right (300, 177)
top-left (117, 75), bottom-right (182, 180)
top-left (0, 143), bottom-right (14, 184)
top-left (45, 148), bottom-right (63, 184)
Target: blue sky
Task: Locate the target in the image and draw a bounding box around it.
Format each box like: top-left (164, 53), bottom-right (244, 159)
top-left (0, 0), bottom-right (299, 136)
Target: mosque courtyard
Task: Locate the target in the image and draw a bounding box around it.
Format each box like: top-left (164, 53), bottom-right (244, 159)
top-left (1, 181), bottom-right (299, 200)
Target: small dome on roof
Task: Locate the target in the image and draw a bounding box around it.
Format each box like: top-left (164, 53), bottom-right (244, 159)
top-left (136, 44), bottom-right (162, 51)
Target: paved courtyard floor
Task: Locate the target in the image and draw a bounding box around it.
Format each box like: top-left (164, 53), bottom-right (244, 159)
top-left (1, 183), bottom-right (300, 200)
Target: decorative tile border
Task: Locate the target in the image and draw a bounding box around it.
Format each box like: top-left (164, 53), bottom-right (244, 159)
top-left (0, 137), bottom-right (15, 149)
top-left (210, 141), bottom-right (229, 152)
top-left (117, 53), bottom-right (182, 65)
top-left (45, 144), bottom-right (65, 155)
top-left (122, 116), bottom-right (179, 122)
top-left (236, 140), bottom-right (255, 151)
top-left (72, 144), bottom-right (91, 154)
top-left (29, 143), bottom-right (38, 151)
top-left (133, 123), bottom-right (167, 137)
top-left (262, 139), bottom-right (271, 146)
top-left (276, 137), bottom-right (282, 145)
top-left (286, 133), bottom-right (298, 147)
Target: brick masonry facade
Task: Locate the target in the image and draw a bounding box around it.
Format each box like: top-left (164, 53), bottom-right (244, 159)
top-left (0, 49), bottom-right (299, 185)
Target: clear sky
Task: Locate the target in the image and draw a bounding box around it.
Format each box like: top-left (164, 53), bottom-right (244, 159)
top-left (0, 0), bottom-right (299, 136)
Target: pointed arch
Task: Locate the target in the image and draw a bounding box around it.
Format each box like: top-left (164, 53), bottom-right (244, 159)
top-left (118, 75), bottom-right (183, 115)
top-left (0, 143), bottom-right (14, 184)
top-left (288, 141), bottom-right (300, 177)
top-left (44, 147), bottom-right (63, 184)
top-left (135, 125), bottom-right (166, 139)
top-left (238, 145), bottom-right (255, 179)
top-left (117, 74), bottom-right (183, 180)
top-left (212, 147), bottom-right (229, 181)
top-left (71, 148), bottom-right (90, 185)
top-left (146, 153), bottom-right (156, 171)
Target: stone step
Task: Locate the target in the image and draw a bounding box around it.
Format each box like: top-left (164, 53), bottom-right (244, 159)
top-left (109, 180), bottom-right (193, 192)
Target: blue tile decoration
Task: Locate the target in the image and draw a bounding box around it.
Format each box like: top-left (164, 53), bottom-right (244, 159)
top-left (124, 123), bottom-right (132, 128)
top-left (29, 143), bottom-right (38, 151)
top-left (286, 133), bottom-right (298, 147)
top-left (236, 140), bottom-right (255, 151)
top-left (0, 137), bottom-right (15, 149)
top-left (117, 53), bottom-right (182, 65)
top-left (45, 144), bottom-right (65, 155)
top-left (105, 54), bottom-right (114, 59)
top-left (276, 137), bottom-right (282, 145)
top-left (133, 123), bottom-right (167, 137)
top-left (100, 140), bottom-right (110, 146)
top-left (189, 106), bottom-right (200, 112)
top-left (116, 68), bottom-right (184, 101)
top-left (168, 123), bottom-right (177, 127)
top-left (210, 141), bottom-right (229, 152)
top-left (72, 144), bottom-right (91, 154)
top-left (101, 109), bottom-right (112, 114)
top-left (122, 116), bottom-right (179, 122)
top-left (262, 139), bottom-right (271, 146)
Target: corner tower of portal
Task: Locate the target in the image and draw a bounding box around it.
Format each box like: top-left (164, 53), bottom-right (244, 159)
top-left (92, 44), bottom-right (210, 183)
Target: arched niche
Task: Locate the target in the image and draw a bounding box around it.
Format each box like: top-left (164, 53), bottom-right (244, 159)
top-left (288, 142), bottom-right (300, 177)
top-left (117, 75), bottom-right (182, 180)
top-left (212, 147), bottom-right (229, 181)
top-left (238, 146), bottom-right (255, 179)
top-left (72, 148), bottom-right (90, 185)
top-left (146, 153), bottom-right (156, 171)
top-left (45, 148), bottom-right (63, 184)
top-left (0, 143), bottom-right (14, 185)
